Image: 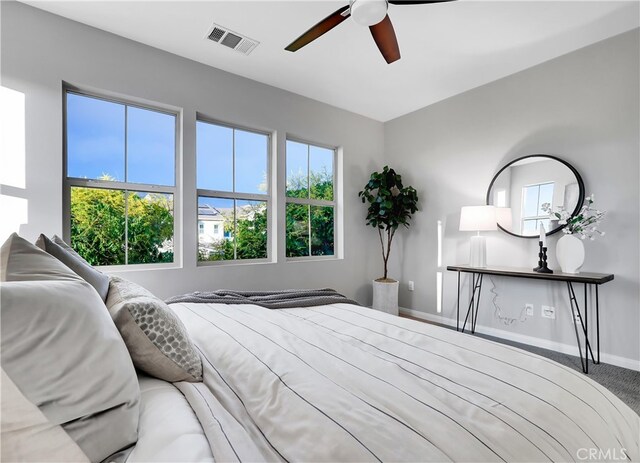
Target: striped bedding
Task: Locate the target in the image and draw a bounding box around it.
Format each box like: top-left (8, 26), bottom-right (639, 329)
top-left (169, 302), bottom-right (639, 462)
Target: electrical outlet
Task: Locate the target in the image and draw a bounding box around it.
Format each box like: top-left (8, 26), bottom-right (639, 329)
top-left (525, 303), bottom-right (534, 316)
top-left (541, 305), bottom-right (556, 319)
top-left (408, 281), bottom-right (414, 291)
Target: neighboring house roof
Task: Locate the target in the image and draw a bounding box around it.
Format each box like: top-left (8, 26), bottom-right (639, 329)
top-left (198, 203), bottom-right (221, 217)
top-left (198, 203), bottom-right (229, 222)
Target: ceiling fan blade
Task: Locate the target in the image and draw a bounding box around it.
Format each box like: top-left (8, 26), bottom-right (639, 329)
top-left (388, 0), bottom-right (456, 4)
top-left (370, 15), bottom-right (401, 64)
top-left (285, 5), bottom-right (351, 52)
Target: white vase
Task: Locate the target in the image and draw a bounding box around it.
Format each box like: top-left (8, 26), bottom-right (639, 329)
top-left (556, 234), bottom-right (585, 274)
top-left (372, 279), bottom-right (399, 316)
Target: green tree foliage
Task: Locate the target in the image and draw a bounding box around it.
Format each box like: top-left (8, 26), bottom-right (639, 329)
top-left (311, 206), bottom-right (334, 256)
top-left (286, 169), bottom-right (334, 257)
top-left (71, 183), bottom-right (174, 266)
top-left (200, 204), bottom-right (268, 261)
top-left (236, 204), bottom-right (268, 260)
top-left (358, 166), bottom-right (419, 280)
top-left (286, 203), bottom-right (309, 257)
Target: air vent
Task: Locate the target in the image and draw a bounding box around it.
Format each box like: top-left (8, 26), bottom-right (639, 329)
top-left (208, 27), bottom-right (225, 42)
top-left (206, 23), bottom-right (259, 56)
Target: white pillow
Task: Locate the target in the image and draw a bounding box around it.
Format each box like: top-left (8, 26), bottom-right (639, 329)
top-left (1, 233), bottom-right (140, 462)
top-left (1, 369), bottom-right (89, 462)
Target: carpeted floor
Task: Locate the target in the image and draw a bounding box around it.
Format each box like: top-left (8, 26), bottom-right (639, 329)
top-left (401, 315), bottom-right (640, 415)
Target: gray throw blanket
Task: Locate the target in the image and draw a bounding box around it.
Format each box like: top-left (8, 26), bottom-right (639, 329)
top-left (165, 288), bottom-right (360, 310)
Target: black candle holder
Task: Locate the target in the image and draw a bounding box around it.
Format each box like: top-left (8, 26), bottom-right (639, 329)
top-left (533, 241), bottom-right (543, 272)
top-left (533, 241), bottom-right (553, 273)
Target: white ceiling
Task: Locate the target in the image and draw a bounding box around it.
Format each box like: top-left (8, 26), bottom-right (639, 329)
top-left (22, 1), bottom-right (640, 121)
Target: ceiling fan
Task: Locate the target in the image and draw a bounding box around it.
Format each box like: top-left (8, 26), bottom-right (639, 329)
top-left (285, 0), bottom-right (456, 64)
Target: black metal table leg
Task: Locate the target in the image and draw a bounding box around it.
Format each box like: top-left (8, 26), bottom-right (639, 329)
top-left (461, 274), bottom-right (474, 333)
top-left (461, 273), bottom-right (483, 334)
top-left (456, 271), bottom-right (460, 331)
top-left (596, 285), bottom-right (600, 364)
top-left (567, 282), bottom-right (587, 373)
top-left (472, 274), bottom-right (483, 334)
top-left (567, 282), bottom-right (598, 373)
top-left (585, 284), bottom-right (588, 374)
top-left (470, 273), bottom-right (476, 331)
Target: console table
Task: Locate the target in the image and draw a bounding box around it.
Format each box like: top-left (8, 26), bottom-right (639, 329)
top-left (446, 265), bottom-right (614, 374)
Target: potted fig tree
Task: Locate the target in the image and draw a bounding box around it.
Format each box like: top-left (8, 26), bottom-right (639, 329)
top-left (359, 166), bottom-right (419, 315)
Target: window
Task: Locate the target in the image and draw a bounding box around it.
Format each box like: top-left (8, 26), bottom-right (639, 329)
top-left (64, 91), bottom-right (177, 266)
top-left (196, 119), bottom-right (270, 263)
top-left (521, 182), bottom-right (554, 234)
top-left (286, 139), bottom-right (335, 258)
top-left (199, 223), bottom-right (205, 234)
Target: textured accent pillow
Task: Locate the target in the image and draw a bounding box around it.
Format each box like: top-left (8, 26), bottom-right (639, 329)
top-left (35, 234), bottom-right (109, 301)
top-left (0, 233), bottom-right (140, 462)
top-left (1, 369), bottom-right (89, 463)
top-left (106, 276), bottom-right (203, 382)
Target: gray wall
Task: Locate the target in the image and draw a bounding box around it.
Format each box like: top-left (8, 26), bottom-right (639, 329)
top-left (384, 29), bottom-right (640, 365)
top-left (0, 2), bottom-right (385, 303)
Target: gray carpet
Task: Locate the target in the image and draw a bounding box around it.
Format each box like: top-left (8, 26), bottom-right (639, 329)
top-left (401, 315), bottom-right (640, 415)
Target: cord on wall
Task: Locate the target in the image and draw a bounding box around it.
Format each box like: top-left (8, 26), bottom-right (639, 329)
top-left (489, 276), bottom-right (528, 326)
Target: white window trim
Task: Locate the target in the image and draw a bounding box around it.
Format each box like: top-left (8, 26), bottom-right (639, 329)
top-left (196, 116), bottom-right (273, 267)
top-left (62, 87), bottom-right (182, 271)
top-left (285, 136), bottom-right (339, 262)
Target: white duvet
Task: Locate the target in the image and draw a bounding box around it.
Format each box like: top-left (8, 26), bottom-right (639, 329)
top-left (169, 302), bottom-right (639, 462)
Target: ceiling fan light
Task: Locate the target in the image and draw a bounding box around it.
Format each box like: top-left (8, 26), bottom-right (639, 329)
top-left (350, 0), bottom-right (388, 27)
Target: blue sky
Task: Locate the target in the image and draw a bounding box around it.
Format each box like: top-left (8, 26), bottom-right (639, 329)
top-left (68, 93), bottom-right (332, 197)
top-left (196, 121), bottom-right (267, 194)
top-left (67, 93), bottom-right (175, 186)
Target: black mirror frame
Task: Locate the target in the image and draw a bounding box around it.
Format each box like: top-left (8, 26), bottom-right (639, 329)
top-left (486, 154), bottom-right (585, 239)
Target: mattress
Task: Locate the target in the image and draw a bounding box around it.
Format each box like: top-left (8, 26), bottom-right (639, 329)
top-left (169, 302), bottom-right (639, 462)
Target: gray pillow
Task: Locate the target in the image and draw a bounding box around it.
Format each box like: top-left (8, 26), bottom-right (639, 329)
top-left (35, 234), bottom-right (109, 302)
top-left (2, 233), bottom-right (78, 283)
top-left (106, 276), bottom-right (203, 382)
top-left (0, 233), bottom-right (140, 462)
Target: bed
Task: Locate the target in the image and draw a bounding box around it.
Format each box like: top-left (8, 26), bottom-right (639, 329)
top-left (2, 232), bottom-right (637, 463)
top-left (163, 301), bottom-right (639, 462)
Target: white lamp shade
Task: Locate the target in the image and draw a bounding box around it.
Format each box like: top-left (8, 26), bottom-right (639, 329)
top-left (459, 206), bottom-right (497, 232)
top-left (495, 207), bottom-right (513, 231)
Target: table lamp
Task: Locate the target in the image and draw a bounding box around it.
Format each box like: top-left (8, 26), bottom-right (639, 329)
top-left (459, 205), bottom-right (497, 268)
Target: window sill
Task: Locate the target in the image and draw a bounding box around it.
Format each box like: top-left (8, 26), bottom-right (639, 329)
top-left (286, 255), bottom-right (342, 263)
top-left (97, 263), bottom-right (182, 273)
top-left (197, 258), bottom-right (275, 268)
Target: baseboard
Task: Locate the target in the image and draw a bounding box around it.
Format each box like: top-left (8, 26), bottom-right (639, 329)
top-left (399, 307), bottom-right (640, 372)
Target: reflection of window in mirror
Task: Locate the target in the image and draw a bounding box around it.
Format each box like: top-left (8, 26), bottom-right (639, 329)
top-left (520, 182), bottom-right (554, 234)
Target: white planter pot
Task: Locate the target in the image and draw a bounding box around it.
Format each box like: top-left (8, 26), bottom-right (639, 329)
top-left (372, 279), bottom-right (399, 316)
top-left (556, 234), bottom-right (585, 274)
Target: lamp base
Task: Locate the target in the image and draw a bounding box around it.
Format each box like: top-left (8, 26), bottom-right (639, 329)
top-left (469, 235), bottom-right (487, 268)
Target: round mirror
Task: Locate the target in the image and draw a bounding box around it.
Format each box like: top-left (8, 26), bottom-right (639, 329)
top-left (486, 155), bottom-right (584, 238)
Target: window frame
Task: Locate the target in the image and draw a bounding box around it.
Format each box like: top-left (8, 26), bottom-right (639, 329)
top-left (285, 136), bottom-right (338, 262)
top-left (196, 116), bottom-right (273, 266)
top-left (62, 87), bottom-right (181, 271)
top-left (520, 181), bottom-right (554, 234)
